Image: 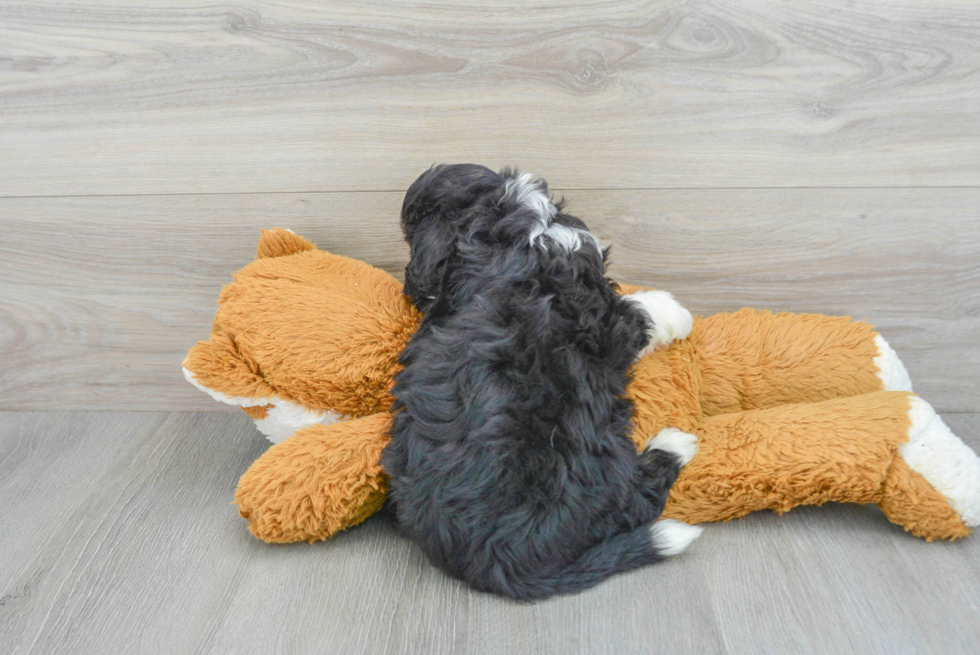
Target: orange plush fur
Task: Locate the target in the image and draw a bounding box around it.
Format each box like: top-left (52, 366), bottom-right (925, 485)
top-left (185, 230), bottom-right (979, 544)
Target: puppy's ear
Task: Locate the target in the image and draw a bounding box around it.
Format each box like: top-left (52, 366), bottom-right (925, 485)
top-left (401, 165), bottom-right (441, 237)
top-left (403, 216), bottom-right (456, 312)
top-left (400, 163), bottom-right (503, 311)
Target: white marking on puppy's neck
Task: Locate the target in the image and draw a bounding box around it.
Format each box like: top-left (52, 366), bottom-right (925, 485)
top-left (540, 223), bottom-right (602, 254)
top-left (504, 172), bottom-right (556, 227)
top-left (502, 172), bottom-right (599, 254)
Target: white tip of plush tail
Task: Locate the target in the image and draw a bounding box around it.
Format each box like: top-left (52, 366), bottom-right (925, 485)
top-left (650, 519), bottom-right (703, 557)
top-left (903, 397), bottom-right (980, 526)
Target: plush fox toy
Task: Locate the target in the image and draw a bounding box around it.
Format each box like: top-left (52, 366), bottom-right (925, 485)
top-left (184, 229), bottom-right (980, 543)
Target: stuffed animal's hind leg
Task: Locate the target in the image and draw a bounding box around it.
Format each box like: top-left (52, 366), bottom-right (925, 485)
top-left (693, 309), bottom-right (911, 416)
top-left (880, 396), bottom-right (980, 539)
top-left (661, 391), bottom-right (979, 541)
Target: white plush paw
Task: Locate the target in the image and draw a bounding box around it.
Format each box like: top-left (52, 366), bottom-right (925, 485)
top-left (649, 519), bottom-right (703, 557)
top-left (902, 397), bottom-right (980, 526)
top-left (624, 290), bottom-right (693, 357)
top-left (645, 427), bottom-right (699, 466)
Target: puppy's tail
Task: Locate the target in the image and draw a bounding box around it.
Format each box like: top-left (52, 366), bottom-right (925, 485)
top-left (495, 519), bottom-right (702, 601)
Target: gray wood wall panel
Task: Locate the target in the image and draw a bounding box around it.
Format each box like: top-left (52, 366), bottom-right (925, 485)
top-left (1, 411), bottom-right (978, 654)
top-left (1, 0), bottom-right (978, 196)
top-left (2, 188), bottom-right (977, 412)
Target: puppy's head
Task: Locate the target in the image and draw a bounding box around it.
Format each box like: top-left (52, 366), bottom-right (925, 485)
top-left (401, 164), bottom-right (504, 311)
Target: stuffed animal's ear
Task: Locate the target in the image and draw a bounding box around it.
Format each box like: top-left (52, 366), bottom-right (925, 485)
top-left (256, 228), bottom-right (316, 259)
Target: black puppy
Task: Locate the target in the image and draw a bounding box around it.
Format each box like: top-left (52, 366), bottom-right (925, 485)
top-left (382, 164), bottom-right (700, 600)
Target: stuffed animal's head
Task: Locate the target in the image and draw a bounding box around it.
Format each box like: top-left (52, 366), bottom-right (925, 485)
top-left (182, 229), bottom-right (421, 442)
top-left (183, 229), bottom-right (699, 446)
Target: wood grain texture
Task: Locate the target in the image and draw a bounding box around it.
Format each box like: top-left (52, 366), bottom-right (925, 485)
top-left (1, 411), bottom-right (979, 654)
top-left (1, 0), bottom-right (978, 196)
top-left (2, 188), bottom-right (977, 412)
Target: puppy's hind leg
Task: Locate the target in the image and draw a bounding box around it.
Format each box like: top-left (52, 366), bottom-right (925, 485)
top-left (638, 429), bottom-right (703, 561)
top-left (639, 428), bottom-right (699, 514)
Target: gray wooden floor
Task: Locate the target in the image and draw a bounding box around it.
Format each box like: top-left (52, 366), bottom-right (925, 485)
top-left (1, 410), bottom-right (978, 655)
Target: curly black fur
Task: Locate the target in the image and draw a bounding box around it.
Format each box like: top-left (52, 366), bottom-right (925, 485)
top-left (382, 164), bottom-right (687, 600)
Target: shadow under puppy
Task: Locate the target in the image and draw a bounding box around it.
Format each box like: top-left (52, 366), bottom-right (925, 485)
top-left (383, 164), bottom-right (702, 600)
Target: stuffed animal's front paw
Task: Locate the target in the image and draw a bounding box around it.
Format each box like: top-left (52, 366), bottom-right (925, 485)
top-left (235, 414), bottom-right (392, 543)
top-left (645, 427), bottom-right (699, 466)
top-left (624, 290), bottom-right (693, 357)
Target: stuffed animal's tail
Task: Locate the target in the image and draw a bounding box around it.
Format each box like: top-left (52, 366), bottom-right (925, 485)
top-left (256, 228), bottom-right (316, 259)
top-left (486, 519), bottom-right (702, 601)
